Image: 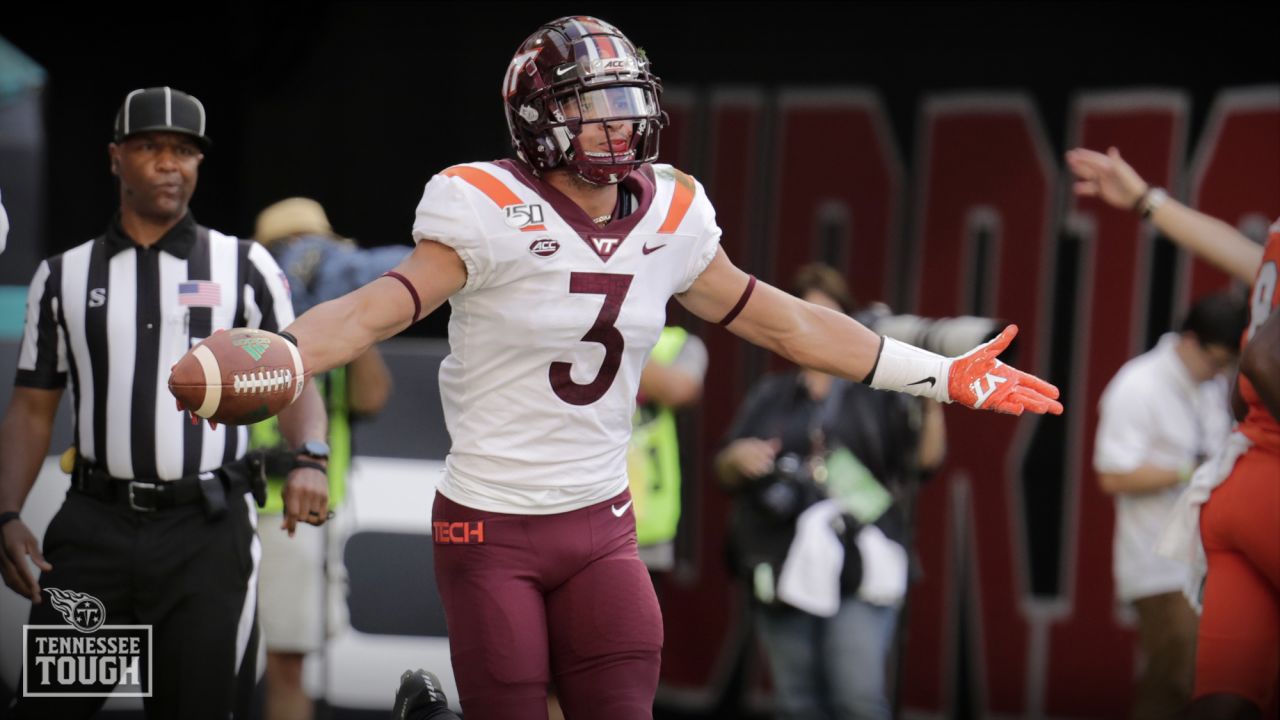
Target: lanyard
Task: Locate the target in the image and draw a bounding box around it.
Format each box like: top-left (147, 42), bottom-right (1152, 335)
top-left (806, 377), bottom-right (849, 483)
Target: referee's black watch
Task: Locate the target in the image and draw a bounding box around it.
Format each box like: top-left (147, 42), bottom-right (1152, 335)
top-left (297, 440), bottom-right (330, 461)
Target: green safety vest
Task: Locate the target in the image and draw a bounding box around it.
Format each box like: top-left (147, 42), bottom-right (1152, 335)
top-left (249, 366), bottom-right (350, 514)
top-left (628, 327), bottom-right (689, 546)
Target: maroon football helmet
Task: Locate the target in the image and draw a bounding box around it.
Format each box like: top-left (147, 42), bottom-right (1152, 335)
top-left (503, 16), bottom-right (667, 185)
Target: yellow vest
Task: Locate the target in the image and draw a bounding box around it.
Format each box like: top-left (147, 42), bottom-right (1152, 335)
top-left (627, 327), bottom-right (688, 546)
top-left (249, 367), bottom-right (349, 514)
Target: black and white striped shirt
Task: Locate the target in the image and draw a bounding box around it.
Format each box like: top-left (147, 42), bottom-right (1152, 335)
top-left (15, 212), bottom-right (295, 481)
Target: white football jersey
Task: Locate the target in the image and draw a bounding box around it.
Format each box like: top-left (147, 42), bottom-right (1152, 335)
top-left (412, 160), bottom-right (721, 514)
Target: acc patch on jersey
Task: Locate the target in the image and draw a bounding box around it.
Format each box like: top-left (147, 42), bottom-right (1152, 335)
top-left (529, 238), bottom-right (560, 257)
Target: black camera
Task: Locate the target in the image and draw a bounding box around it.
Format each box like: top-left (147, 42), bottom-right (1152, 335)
top-left (755, 452), bottom-right (825, 521)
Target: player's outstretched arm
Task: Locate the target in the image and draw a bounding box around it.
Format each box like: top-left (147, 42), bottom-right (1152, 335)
top-left (677, 249), bottom-right (1062, 416)
top-left (1065, 146), bottom-right (1262, 284)
top-left (284, 240), bottom-right (466, 377)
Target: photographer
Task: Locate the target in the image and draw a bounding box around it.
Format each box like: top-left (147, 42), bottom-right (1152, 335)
top-left (716, 263), bottom-right (945, 720)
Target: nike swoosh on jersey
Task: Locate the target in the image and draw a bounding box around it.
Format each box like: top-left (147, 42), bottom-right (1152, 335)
top-left (611, 500), bottom-right (633, 517)
top-left (642, 242), bottom-right (667, 255)
top-left (906, 376), bottom-right (937, 388)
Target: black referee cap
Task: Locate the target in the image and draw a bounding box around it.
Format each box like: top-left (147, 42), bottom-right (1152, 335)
top-left (113, 87), bottom-right (211, 150)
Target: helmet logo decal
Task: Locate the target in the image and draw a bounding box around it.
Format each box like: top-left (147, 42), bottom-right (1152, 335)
top-left (503, 47), bottom-right (543, 98)
top-left (583, 57), bottom-right (638, 79)
top-left (518, 105), bottom-right (540, 123)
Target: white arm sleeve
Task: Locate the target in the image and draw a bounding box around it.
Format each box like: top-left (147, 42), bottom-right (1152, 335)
top-left (865, 336), bottom-right (953, 403)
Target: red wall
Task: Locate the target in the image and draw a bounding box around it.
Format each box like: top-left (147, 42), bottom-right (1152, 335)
top-left (653, 85), bottom-right (1280, 718)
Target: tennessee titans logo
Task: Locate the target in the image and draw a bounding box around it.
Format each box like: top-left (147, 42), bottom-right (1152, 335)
top-left (45, 588), bottom-right (106, 633)
top-left (233, 335), bottom-right (271, 361)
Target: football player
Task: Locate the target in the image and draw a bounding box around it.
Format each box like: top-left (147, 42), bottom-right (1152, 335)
top-left (1069, 145), bottom-right (1279, 718)
top-left (267, 16), bottom-right (1061, 719)
top-left (1188, 220), bottom-right (1280, 720)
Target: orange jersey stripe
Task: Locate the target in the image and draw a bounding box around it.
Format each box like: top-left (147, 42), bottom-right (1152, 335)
top-left (658, 170), bottom-right (696, 234)
top-left (442, 165), bottom-right (546, 232)
top-left (443, 165), bottom-right (522, 206)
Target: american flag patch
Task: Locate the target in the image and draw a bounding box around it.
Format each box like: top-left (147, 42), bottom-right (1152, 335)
top-left (178, 281), bottom-right (221, 307)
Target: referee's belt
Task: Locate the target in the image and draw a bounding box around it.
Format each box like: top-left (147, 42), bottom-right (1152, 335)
top-left (71, 458), bottom-right (253, 513)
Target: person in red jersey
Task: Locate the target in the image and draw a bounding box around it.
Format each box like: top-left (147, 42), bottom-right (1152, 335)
top-left (1069, 145), bottom-right (1279, 720)
top-left (1188, 224), bottom-right (1280, 720)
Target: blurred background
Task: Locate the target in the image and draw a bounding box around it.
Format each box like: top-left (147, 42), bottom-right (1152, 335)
top-left (1, 2), bottom-right (1277, 718)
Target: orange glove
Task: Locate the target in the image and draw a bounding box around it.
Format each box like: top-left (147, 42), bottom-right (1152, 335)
top-left (945, 325), bottom-right (1062, 415)
top-left (866, 324), bottom-right (1063, 416)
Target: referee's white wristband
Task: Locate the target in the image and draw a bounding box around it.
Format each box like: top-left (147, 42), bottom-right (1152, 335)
top-left (864, 336), bottom-right (953, 403)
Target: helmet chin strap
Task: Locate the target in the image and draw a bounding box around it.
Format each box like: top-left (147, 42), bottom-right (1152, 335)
top-left (569, 123), bottom-right (639, 185)
top-left (566, 165), bottom-right (625, 188)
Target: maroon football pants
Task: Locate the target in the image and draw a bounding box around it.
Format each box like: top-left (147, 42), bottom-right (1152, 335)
top-left (432, 489), bottom-right (663, 720)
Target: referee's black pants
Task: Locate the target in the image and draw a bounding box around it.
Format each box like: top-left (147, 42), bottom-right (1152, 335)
top-left (11, 487), bottom-right (260, 719)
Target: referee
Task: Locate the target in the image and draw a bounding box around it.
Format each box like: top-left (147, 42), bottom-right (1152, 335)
top-left (0, 87), bottom-right (329, 719)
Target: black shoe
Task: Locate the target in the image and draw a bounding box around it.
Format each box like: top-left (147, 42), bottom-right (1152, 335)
top-left (392, 668), bottom-right (450, 720)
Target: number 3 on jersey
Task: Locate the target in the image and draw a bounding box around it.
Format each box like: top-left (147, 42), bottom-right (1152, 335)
top-left (551, 272), bottom-right (635, 405)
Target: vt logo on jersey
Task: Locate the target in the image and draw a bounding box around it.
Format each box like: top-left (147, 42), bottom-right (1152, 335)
top-left (23, 588), bottom-right (153, 698)
top-left (590, 236), bottom-right (622, 261)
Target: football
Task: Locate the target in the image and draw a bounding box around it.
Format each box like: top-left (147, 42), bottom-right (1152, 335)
top-left (168, 328), bottom-right (306, 426)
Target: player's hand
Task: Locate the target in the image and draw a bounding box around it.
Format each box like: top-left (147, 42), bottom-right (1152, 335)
top-left (0, 518), bottom-right (53, 603)
top-left (946, 325), bottom-right (1063, 416)
top-left (281, 467), bottom-right (329, 536)
top-left (1065, 146), bottom-right (1149, 211)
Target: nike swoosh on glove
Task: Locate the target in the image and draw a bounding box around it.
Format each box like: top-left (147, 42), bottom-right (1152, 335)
top-left (946, 325), bottom-right (1063, 416)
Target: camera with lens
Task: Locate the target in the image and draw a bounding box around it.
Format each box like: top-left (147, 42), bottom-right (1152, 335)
top-left (755, 452), bottom-right (827, 521)
top-left (855, 303), bottom-right (1012, 360)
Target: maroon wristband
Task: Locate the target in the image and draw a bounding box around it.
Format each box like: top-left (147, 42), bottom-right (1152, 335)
top-left (718, 275), bottom-right (757, 327)
top-left (382, 271), bottom-right (422, 323)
